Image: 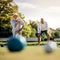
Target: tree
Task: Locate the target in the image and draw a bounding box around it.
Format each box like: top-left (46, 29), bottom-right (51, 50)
top-left (22, 25), bottom-right (32, 38)
top-left (50, 33), bottom-right (55, 40)
top-left (28, 20), bottom-right (38, 38)
top-left (54, 28), bottom-right (60, 38)
top-left (29, 20), bottom-right (37, 31)
top-left (0, 0), bottom-right (18, 37)
top-left (30, 28), bottom-right (36, 38)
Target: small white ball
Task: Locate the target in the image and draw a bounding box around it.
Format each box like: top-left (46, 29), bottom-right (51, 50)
top-left (44, 41), bottom-right (57, 53)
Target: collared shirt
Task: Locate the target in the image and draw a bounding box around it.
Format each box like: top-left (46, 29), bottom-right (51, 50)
top-left (37, 21), bottom-right (48, 33)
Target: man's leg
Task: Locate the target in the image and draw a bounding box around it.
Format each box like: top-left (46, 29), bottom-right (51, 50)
top-left (37, 33), bottom-right (41, 45)
top-left (44, 30), bottom-right (50, 41)
top-left (47, 34), bottom-right (50, 41)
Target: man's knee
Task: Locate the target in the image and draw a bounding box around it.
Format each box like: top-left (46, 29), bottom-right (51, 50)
top-left (37, 33), bottom-right (40, 37)
top-left (47, 33), bottom-right (50, 37)
top-left (36, 33), bottom-right (40, 37)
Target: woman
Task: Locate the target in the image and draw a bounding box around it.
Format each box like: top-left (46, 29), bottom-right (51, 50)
top-left (10, 13), bottom-right (24, 37)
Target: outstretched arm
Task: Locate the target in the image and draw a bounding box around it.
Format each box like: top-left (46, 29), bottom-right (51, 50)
top-left (19, 20), bottom-right (24, 31)
top-left (37, 22), bottom-right (41, 33)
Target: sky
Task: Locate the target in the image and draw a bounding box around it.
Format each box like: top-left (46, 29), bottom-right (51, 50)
top-left (14, 0), bottom-right (60, 29)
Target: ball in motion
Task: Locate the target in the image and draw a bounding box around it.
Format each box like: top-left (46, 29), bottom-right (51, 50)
top-left (44, 41), bottom-right (57, 53)
top-left (7, 34), bottom-right (27, 52)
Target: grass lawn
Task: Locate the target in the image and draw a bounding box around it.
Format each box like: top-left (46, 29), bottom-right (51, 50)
top-left (28, 41), bottom-right (60, 45)
top-left (0, 41), bottom-right (60, 46)
top-left (0, 46), bottom-right (60, 60)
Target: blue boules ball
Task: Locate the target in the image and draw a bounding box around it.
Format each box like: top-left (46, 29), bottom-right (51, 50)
top-left (7, 34), bottom-right (27, 52)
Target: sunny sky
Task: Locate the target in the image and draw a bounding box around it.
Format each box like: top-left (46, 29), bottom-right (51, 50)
top-left (14, 0), bottom-right (60, 29)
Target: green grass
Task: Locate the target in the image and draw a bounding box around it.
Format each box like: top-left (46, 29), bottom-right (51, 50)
top-left (0, 41), bottom-right (60, 46)
top-left (0, 42), bottom-right (7, 44)
top-left (0, 46), bottom-right (60, 60)
top-left (28, 41), bottom-right (60, 45)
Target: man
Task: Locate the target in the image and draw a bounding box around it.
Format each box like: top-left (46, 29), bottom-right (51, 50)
top-left (37, 18), bottom-right (50, 45)
top-left (10, 13), bottom-right (24, 37)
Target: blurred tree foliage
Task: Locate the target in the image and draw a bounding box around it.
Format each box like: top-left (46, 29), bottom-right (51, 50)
top-left (0, 0), bottom-right (18, 37)
top-left (22, 25), bottom-right (32, 38)
top-left (29, 20), bottom-right (37, 37)
top-left (29, 20), bottom-right (37, 31)
top-left (30, 28), bottom-right (36, 38)
top-left (54, 28), bottom-right (60, 38)
top-left (22, 21), bottom-right (37, 38)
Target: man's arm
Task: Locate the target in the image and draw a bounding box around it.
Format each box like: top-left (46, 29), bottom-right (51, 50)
top-left (45, 22), bottom-right (49, 33)
top-left (18, 18), bottom-right (25, 31)
top-left (46, 22), bottom-right (48, 31)
top-left (37, 22), bottom-right (41, 33)
top-left (19, 20), bottom-right (24, 31)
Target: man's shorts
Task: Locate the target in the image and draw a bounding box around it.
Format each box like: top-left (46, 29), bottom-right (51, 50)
top-left (40, 30), bottom-right (48, 35)
top-left (36, 30), bottom-right (48, 37)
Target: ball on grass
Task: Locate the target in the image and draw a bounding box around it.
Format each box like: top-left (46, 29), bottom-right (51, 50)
top-left (44, 41), bottom-right (57, 53)
top-left (7, 34), bottom-right (27, 52)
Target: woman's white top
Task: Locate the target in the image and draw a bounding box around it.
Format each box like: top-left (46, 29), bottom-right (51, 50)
top-left (10, 17), bottom-right (24, 31)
